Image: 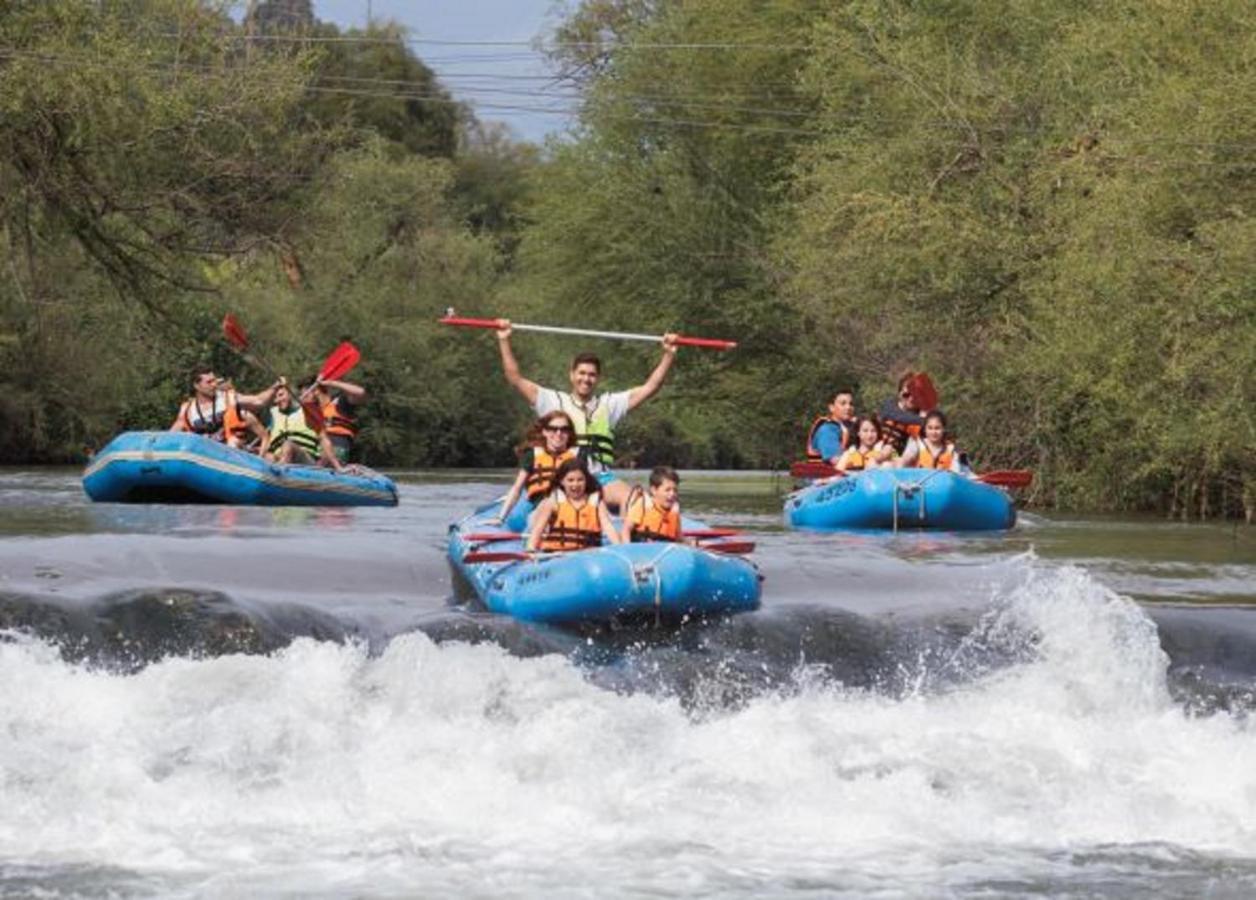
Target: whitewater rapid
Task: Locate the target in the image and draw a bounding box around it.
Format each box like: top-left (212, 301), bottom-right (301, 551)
top-left (4, 563), bottom-right (1255, 897)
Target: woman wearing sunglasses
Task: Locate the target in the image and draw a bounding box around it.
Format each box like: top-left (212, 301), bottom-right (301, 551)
top-left (878, 370), bottom-right (941, 454)
top-left (491, 411), bottom-right (580, 525)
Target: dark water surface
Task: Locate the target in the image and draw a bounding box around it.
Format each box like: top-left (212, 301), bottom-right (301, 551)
top-left (2, 468), bottom-right (1254, 898)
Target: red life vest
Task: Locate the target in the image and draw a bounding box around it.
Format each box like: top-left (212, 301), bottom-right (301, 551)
top-left (542, 492), bottom-right (604, 551)
top-left (222, 390), bottom-right (250, 445)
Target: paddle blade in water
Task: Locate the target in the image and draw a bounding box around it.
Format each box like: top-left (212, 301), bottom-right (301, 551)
top-left (222, 314), bottom-right (249, 350)
top-left (790, 461), bottom-right (842, 479)
top-left (682, 528), bottom-right (741, 539)
top-left (702, 541), bottom-right (755, 555)
top-left (463, 550), bottom-right (533, 563)
top-left (977, 470), bottom-right (1033, 488)
top-left (319, 342), bottom-right (360, 382)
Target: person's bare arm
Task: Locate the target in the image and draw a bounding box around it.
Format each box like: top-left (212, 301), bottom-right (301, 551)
top-left (313, 432), bottom-right (338, 471)
top-left (319, 379), bottom-right (366, 404)
top-left (525, 497), bottom-right (554, 551)
top-left (494, 468), bottom-right (530, 523)
top-left (599, 500), bottom-right (623, 545)
top-left (237, 379), bottom-right (285, 412)
top-left (245, 411), bottom-right (269, 454)
top-left (626, 333), bottom-right (678, 411)
top-left (169, 402), bottom-right (190, 432)
top-left (496, 321), bottom-right (539, 406)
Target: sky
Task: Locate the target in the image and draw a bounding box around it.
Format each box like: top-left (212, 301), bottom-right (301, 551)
top-left (313, 0), bottom-right (572, 143)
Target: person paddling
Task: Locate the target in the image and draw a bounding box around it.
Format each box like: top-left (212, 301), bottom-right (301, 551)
top-left (527, 458), bottom-right (621, 552)
top-left (492, 411), bottom-right (580, 525)
top-left (305, 376), bottom-right (366, 472)
top-left (496, 319), bottom-right (679, 510)
top-left (805, 389), bottom-right (859, 466)
top-left (170, 369), bottom-right (281, 443)
top-left (265, 383), bottom-right (321, 465)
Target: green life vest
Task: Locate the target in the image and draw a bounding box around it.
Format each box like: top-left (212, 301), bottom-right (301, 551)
top-left (268, 405), bottom-right (320, 455)
top-left (557, 394), bottom-right (616, 467)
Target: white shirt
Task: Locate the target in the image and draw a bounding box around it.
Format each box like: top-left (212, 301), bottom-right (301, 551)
top-left (533, 388), bottom-right (631, 473)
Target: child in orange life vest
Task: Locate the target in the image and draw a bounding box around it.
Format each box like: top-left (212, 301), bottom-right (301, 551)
top-left (526, 458), bottom-right (621, 552)
top-left (897, 411), bottom-right (964, 473)
top-left (490, 411), bottom-right (579, 525)
top-left (835, 417), bottom-right (896, 472)
top-left (620, 465), bottom-right (685, 544)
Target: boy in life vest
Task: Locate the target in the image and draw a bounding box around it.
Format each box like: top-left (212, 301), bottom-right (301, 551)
top-left (307, 376), bottom-right (366, 472)
top-left (265, 382), bottom-right (321, 465)
top-left (835, 417), bottom-right (896, 473)
top-left (526, 458), bottom-right (621, 553)
top-left (170, 368), bottom-right (281, 444)
top-left (491, 410), bottom-right (580, 526)
top-left (620, 465), bottom-right (684, 543)
top-left (897, 411), bottom-right (967, 474)
top-left (495, 320), bottom-right (679, 511)
top-left (805, 389), bottom-right (858, 465)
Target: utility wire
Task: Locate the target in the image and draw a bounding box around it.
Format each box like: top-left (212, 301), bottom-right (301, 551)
top-left (4, 46), bottom-right (1255, 157)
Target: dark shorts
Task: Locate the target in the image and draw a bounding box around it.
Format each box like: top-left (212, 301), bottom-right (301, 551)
top-left (329, 434), bottom-right (353, 463)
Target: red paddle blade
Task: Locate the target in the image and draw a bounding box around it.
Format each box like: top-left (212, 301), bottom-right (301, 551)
top-left (674, 335), bottom-right (737, 351)
top-left (702, 541), bottom-right (756, 555)
top-left (319, 342), bottom-right (360, 382)
top-left (790, 461), bottom-right (842, 479)
top-left (910, 372), bottom-right (939, 412)
top-left (977, 470), bottom-right (1033, 488)
top-left (682, 528), bottom-right (740, 539)
top-left (463, 550), bottom-right (533, 563)
top-left (222, 314), bottom-right (249, 350)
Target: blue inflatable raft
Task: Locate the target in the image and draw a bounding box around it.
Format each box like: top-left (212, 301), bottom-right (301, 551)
top-left (785, 468), bottom-right (1015, 531)
top-left (447, 501), bottom-right (761, 624)
top-left (82, 431), bottom-right (398, 507)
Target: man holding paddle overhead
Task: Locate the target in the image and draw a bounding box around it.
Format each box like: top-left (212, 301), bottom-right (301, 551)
top-left (495, 320), bottom-right (679, 510)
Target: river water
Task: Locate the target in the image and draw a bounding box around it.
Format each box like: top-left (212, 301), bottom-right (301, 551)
top-left (2, 468), bottom-right (1255, 898)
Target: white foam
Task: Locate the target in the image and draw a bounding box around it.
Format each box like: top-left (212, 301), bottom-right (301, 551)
top-left (2, 566), bottom-right (1254, 895)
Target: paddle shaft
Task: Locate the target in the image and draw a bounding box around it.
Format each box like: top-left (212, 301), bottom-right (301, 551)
top-left (440, 315), bottom-right (736, 351)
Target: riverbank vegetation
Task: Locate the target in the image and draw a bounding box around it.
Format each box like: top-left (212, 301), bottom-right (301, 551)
top-left (1, 0), bottom-right (1252, 519)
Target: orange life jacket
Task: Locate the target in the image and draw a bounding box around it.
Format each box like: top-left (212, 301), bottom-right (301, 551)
top-left (541, 492), bottom-right (604, 552)
top-left (625, 489), bottom-right (681, 542)
top-left (805, 416), bottom-right (856, 460)
top-left (322, 396), bottom-right (357, 440)
top-left (524, 447), bottom-right (579, 501)
top-left (222, 391), bottom-right (250, 444)
top-left (841, 445), bottom-right (889, 472)
top-left (917, 441), bottom-right (955, 470)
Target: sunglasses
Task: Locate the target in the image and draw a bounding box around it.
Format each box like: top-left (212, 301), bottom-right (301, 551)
top-left (544, 425), bottom-right (574, 433)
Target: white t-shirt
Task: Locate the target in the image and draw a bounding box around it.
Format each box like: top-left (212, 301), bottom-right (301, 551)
top-left (533, 388), bottom-right (631, 473)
